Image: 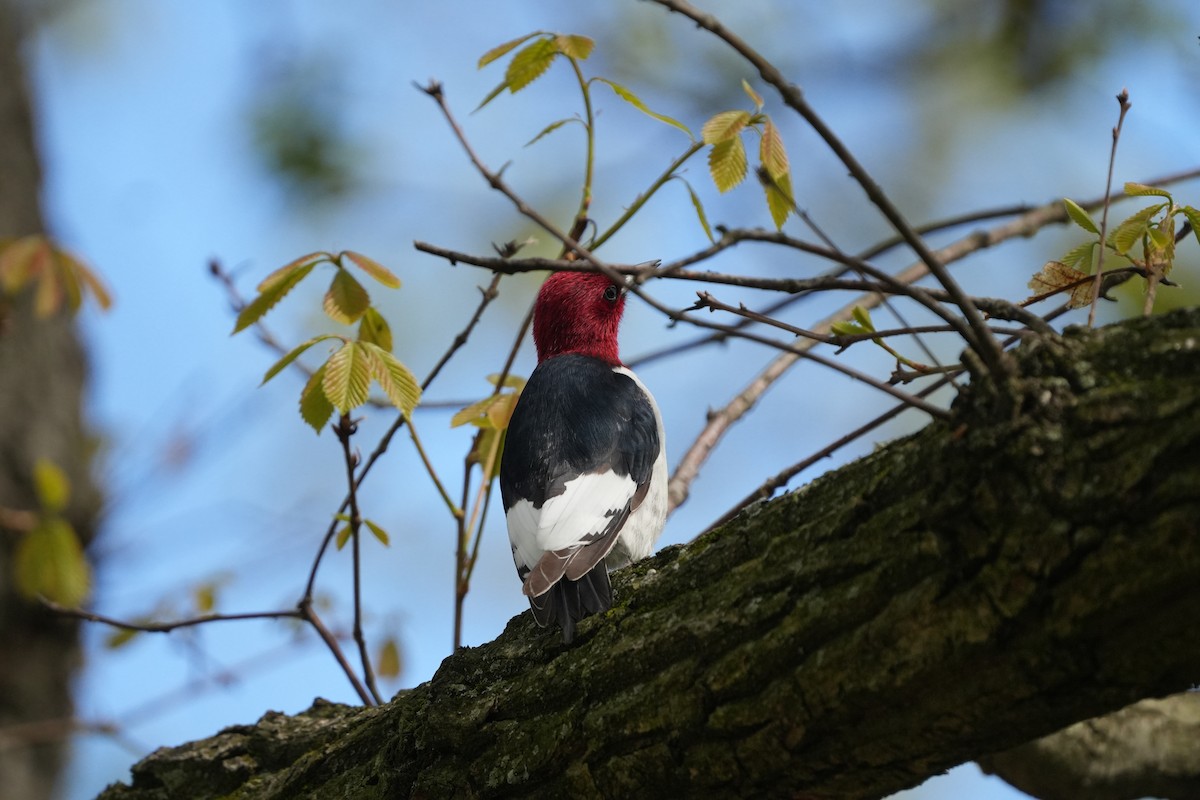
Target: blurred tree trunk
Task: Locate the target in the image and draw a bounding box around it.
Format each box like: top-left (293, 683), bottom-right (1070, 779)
top-left (0, 2), bottom-right (101, 799)
top-left (95, 308), bottom-right (1200, 800)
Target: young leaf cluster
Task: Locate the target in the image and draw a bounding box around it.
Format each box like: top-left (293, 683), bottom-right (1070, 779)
top-left (701, 80), bottom-right (796, 229)
top-left (13, 459), bottom-right (91, 607)
top-left (1030, 184), bottom-right (1200, 309)
top-left (831, 306), bottom-right (929, 372)
top-left (0, 234), bottom-right (112, 319)
top-left (236, 251), bottom-right (421, 432)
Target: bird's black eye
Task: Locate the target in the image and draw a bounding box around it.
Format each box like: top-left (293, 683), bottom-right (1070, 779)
top-left (603, 284), bottom-right (619, 303)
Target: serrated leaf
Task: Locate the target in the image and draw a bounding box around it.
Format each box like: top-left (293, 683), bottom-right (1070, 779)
top-left (257, 251), bottom-right (330, 293)
top-left (360, 342), bottom-right (421, 417)
top-left (851, 306), bottom-right (875, 331)
top-left (33, 459), bottom-right (70, 514)
top-left (1062, 198), bottom-right (1100, 235)
top-left (525, 117), bottom-right (579, 148)
top-left (377, 638), bottom-right (402, 679)
top-left (1026, 261), bottom-right (1092, 308)
top-left (742, 79), bottom-right (764, 110)
top-left (335, 524), bottom-right (352, 551)
top-left (235, 259), bottom-right (320, 333)
top-left (701, 110), bottom-right (751, 144)
top-left (358, 307), bottom-right (393, 352)
top-left (451, 395), bottom-right (497, 428)
top-left (708, 137), bottom-right (748, 193)
top-left (1180, 206), bottom-right (1200, 249)
top-left (759, 118), bottom-right (789, 180)
top-left (506, 38), bottom-right (558, 93)
top-left (554, 34), bottom-right (593, 60)
top-left (300, 364), bottom-right (335, 433)
top-left (478, 32), bottom-right (544, 68)
top-left (364, 519), bottom-right (390, 547)
top-left (324, 268), bottom-right (371, 325)
top-left (763, 170), bottom-right (794, 230)
top-left (1060, 240), bottom-right (1097, 270)
top-left (683, 180), bottom-right (715, 243)
top-left (323, 342), bottom-right (372, 414)
top-left (1123, 181), bottom-right (1172, 200)
top-left (14, 517), bottom-right (90, 606)
top-left (593, 78), bottom-right (693, 139)
top-left (341, 250), bottom-right (401, 289)
top-left (1110, 203), bottom-right (1166, 255)
top-left (262, 334), bottom-right (340, 385)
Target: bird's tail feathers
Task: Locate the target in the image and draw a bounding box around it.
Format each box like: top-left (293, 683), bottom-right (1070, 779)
top-left (528, 565), bottom-right (612, 644)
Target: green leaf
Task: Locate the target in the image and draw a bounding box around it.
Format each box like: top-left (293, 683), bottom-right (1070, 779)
top-left (708, 137), bottom-right (748, 193)
top-left (759, 118), bottom-right (789, 180)
top-left (475, 80), bottom-right (510, 112)
top-left (361, 342), bottom-right (422, 417)
top-left (525, 117), bottom-right (580, 147)
top-left (830, 320), bottom-right (869, 336)
top-left (377, 637), bottom-right (402, 679)
top-left (335, 524), bottom-right (352, 551)
top-left (1179, 206), bottom-right (1200, 249)
top-left (478, 32), bottom-right (544, 68)
top-left (1123, 182), bottom-right (1172, 200)
top-left (235, 259), bottom-right (321, 333)
top-left (15, 517), bottom-right (90, 606)
top-left (33, 459), bottom-right (70, 514)
top-left (742, 79), bottom-right (764, 110)
top-left (553, 34), bottom-right (594, 60)
top-left (257, 251), bottom-right (330, 293)
top-left (486, 373), bottom-right (526, 389)
top-left (341, 250), bottom-right (401, 289)
top-left (324, 268), bottom-right (371, 325)
top-left (592, 78), bottom-right (693, 139)
top-left (683, 180), bottom-right (715, 243)
top-left (364, 519), bottom-right (390, 547)
top-left (763, 171), bottom-right (794, 230)
top-left (701, 110), bottom-right (751, 144)
top-left (1062, 198), bottom-right (1100, 235)
top-left (357, 307), bottom-right (393, 352)
top-left (322, 341), bottom-right (372, 414)
top-left (300, 364), bottom-right (335, 433)
top-left (262, 334), bottom-right (340, 385)
top-left (104, 627), bottom-right (140, 649)
top-left (851, 306), bottom-right (875, 331)
top-left (1110, 203), bottom-right (1166, 255)
top-left (1060, 240), bottom-right (1097, 270)
top-left (505, 37), bottom-right (558, 93)
top-left (468, 426), bottom-right (505, 480)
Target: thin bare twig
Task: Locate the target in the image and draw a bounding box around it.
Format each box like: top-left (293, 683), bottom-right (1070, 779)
top-left (647, 0), bottom-right (1009, 383)
top-left (1089, 89), bottom-right (1132, 327)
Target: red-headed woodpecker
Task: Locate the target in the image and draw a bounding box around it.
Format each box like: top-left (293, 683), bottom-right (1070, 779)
top-left (499, 270), bottom-right (667, 643)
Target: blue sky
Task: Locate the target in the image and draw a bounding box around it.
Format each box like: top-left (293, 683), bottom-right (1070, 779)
top-left (18, 1), bottom-right (1199, 797)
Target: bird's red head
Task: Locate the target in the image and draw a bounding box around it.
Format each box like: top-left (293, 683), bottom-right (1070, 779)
top-left (532, 271), bottom-right (626, 365)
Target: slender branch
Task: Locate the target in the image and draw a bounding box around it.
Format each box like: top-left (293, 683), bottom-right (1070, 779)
top-left (39, 600), bottom-right (303, 632)
top-left (297, 598), bottom-right (372, 705)
top-left (1089, 89), bottom-right (1132, 326)
top-left (646, 0), bottom-right (1009, 382)
top-left (590, 141), bottom-right (706, 250)
top-left (335, 414), bottom-right (383, 706)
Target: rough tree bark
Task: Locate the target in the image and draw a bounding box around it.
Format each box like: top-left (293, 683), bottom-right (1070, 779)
top-left (0, 2), bottom-right (102, 798)
top-left (97, 307), bottom-right (1200, 800)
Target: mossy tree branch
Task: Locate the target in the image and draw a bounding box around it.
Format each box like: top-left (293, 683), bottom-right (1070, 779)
top-left (99, 309), bottom-right (1200, 800)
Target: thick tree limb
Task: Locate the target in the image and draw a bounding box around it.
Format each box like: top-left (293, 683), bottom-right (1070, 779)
top-left (98, 308), bottom-right (1200, 800)
top-left (980, 692), bottom-right (1200, 800)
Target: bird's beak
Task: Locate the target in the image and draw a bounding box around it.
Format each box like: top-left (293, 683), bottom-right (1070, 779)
top-left (623, 259), bottom-right (662, 294)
